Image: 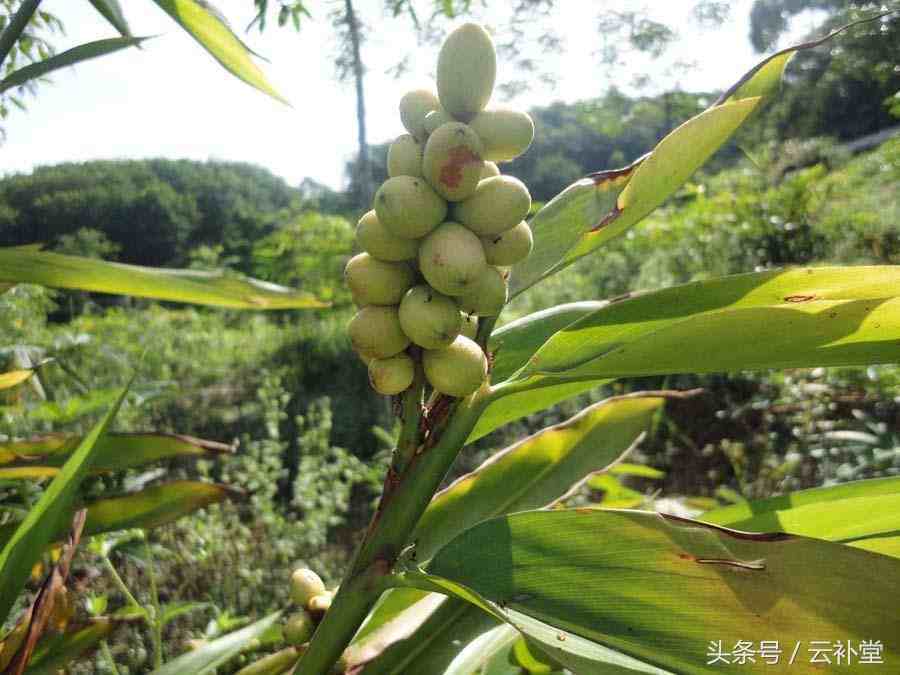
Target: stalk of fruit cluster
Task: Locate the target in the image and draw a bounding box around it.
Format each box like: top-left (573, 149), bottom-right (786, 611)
top-left (293, 379), bottom-right (494, 674)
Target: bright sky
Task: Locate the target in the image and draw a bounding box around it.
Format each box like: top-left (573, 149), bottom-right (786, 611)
top-left (0, 0), bottom-right (818, 190)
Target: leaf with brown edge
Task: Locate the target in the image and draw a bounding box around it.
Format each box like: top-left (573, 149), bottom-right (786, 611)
top-left (4, 510), bottom-right (86, 675)
top-left (18, 619), bottom-right (114, 675)
top-left (0, 433), bottom-right (235, 470)
top-left (407, 509), bottom-right (900, 674)
top-left (0, 481), bottom-right (240, 552)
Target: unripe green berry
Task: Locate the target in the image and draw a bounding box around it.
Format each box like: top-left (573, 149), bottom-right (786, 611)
top-left (423, 108), bottom-right (454, 136)
top-left (348, 306), bottom-right (410, 359)
top-left (423, 335), bottom-right (488, 397)
top-left (480, 161), bottom-right (500, 179)
top-left (457, 266), bottom-right (508, 316)
top-left (307, 592), bottom-right (333, 616)
top-left (356, 210), bottom-right (418, 262)
top-left (344, 253), bottom-right (413, 306)
top-left (290, 568), bottom-right (326, 606)
top-left (459, 312), bottom-right (478, 340)
top-left (368, 354), bottom-right (415, 395)
top-left (399, 285), bottom-right (462, 349)
top-left (387, 134), bottom-right (423, 178)
top-left (375, 176), bottom-right (447, 239)
top-left (422, 122), bottom-right (485, 202)
top-left (469, 109), bottom-right (535, 162)
top-left (454, 175), bottom-right (531, 236)
top-left (399, 89), bottom-right (440, 141)
top-left (283, 611), bottom-right (314, 646)
top-left (481, 221), bottom-right (533, 266)
top-left (419, 222), bottom-right (487, 296)
top-left (437, 23), bottom-right (496, 121)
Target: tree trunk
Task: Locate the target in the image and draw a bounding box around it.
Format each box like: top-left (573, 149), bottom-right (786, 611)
top-left (344, 0), bottom-right (371, 209)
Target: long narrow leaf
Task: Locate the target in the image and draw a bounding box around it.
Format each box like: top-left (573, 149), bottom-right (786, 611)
top-left (0, 247), bottom-right (325, 309)
top-left (151, 0), bottom-right (288, 104)
top-left (0, 370), bottom-right (34, 391)
top-left (0, 0), bottom-right (41, 68)
top-left (0, 37), bottom-right (149, 95)
top-left (87, 0), bottom-right (132, 37)
top-left (149, 611), bottom-right (282, 675)
top-left (22, 620), bottom-right (113, 675)
top-left (0, 386), bottom-right (128, 625)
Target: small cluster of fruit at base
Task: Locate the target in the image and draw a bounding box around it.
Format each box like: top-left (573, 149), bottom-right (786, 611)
top-left (281, 568), bottom-right (334, 647)
top-left (346, 22), bottom-right (535, 399)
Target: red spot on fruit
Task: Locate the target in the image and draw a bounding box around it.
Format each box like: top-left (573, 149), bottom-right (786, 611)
top-left (440, 146), bottom-right (480, 189)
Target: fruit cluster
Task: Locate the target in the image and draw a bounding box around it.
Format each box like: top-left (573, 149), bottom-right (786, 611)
top-left (347, 23), bottom-right (535, 399)
top-left (282, 568), bottom-right (333, 647)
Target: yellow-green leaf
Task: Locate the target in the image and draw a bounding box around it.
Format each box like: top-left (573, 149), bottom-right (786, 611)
top-left (152, 0), bottom-right (288, 104)
top-left (0, 247), bottom-right (325, 309)
top-left (0, 369), bottom-right (33, 391)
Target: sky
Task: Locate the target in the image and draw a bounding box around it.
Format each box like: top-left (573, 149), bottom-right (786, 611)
top-left (0, 0), bottom-right (820, 190)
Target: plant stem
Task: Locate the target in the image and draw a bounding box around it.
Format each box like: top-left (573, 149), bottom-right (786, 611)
top-left (100, 639), bottom-right (121, 675)
top-left (144, 537), bottom-right (164, 669)
top-left (0, 0), bottom-right (41, 69)
top-left (394, 360), bottom-right (424, 473)
top-left (294, 384), bottom-right (492, 674)
top-left (101, 556), bottom-right (142, 611)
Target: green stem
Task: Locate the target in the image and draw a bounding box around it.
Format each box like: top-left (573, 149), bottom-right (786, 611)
top-left (144, 537), bottom-right (164, 669)
top-left (394, 360), bottom-right (424, 473)
top-left (0, 0), bottom-right (41, 69)
top-left (101, 556), bottom-right (141, 611)
top-left (294, 384), bottom-right (493, 674)
top-left (100, 639), bottom-right (121, 675)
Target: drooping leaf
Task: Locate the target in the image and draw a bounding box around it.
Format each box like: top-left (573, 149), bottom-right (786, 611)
top-left (87, 0), bottom-right (132, 37)
top-left (0, 247), bottom-right (325, 309)
top-left (418, 509), bottom-right (900, 673)
top-left (149, 611), bottom-right (282, 675)
top-left (516, 266), bottom-right (900, 383)
top-left (21, 619), bottom-right (113, 675)
top-left (0, 432), bottom-right (234, 470)
top-left (0, 370), bottom-right (34, 391)
top-left (0, 37), bottom-right (149, 95)
top-left (0, 386), bottom-right (127, 625)
top-left (416, 395), bottom-right (662, 561)
top-left (0, 481), bottom-right (239, 551)
top-left (151, 0), bottom-right (288, 104)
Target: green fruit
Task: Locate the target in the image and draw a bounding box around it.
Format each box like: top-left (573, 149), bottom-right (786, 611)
top-left (480, 161), bottom-right (500, 179)
top-left (356, 210), bottom-right (418, 262)
top-left (469, 109), bottom-right (535, 161)
top-left (283, 611), bottom-right (314, 646)
top-left (399, 285), bottom-right (462, 349)
top-left (368, 354), bottom-right (415, 395)
top-left (399, 89), bottom-right (440, 141)
top-left (459, 312), bottom-right (478, 340)
top-left (422, 122), bottom-right (485, 202)
top-left (344, 253), bottom-right (413, 306)
top-left (481, 221), bottom-right (533, 266)
top-left (387, 134), bottom-right (423, 177)
top-left (375, 176), bottom-right (447, 239)
top-left (290, 568), bottom-right (326, 606)
top-left (423, 108), bottom-right (454, 136)
top-left (457, 266), bottom-right (508, 316)
top-left (419, 222), bottom-right (487, 296)
top-left (348, 306), bottom-right (410, 359)
top-left (454, 175), bottom-right (531, 236)
top-left (437, 23), bottom-right (496, 121)
top-left (423, 335), bottom-right (488, 397)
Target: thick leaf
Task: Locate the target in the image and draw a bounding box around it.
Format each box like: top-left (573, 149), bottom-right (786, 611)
top-left (0, 247), bottom-right (325, 309)
top-left (416, 395), bottom-right (662, 561)
top-left (700, 476), bottom-right (900, 526)
top-left (0, 370), bottom-right (33, 390)
top-left (488, 302), bottom-right (606, 383)
top-left (0, 481), bottom-right (239, 551)
top-left (516, 266), bottom-right (900, 383)
top-left (509, 167), bottom-right (637, 299)
top-left (0, 432), bottom-right (234, 470)
top-left (88, 0), bottom-right (132, 37)
top-left (0, 387), bottom-right (126, 625)
top-left (23, 620), bottom-right (113, 675)
top-left (352, 396), bottom-right (660, 671)
top-left (422, 509), bottom-right (900, 673)
top-left (151, 0), bottom-right (288, 104)
top-left (0, 37), bottom-right (148, 95)
top-left (149, 611), bottom-right (282, 675)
